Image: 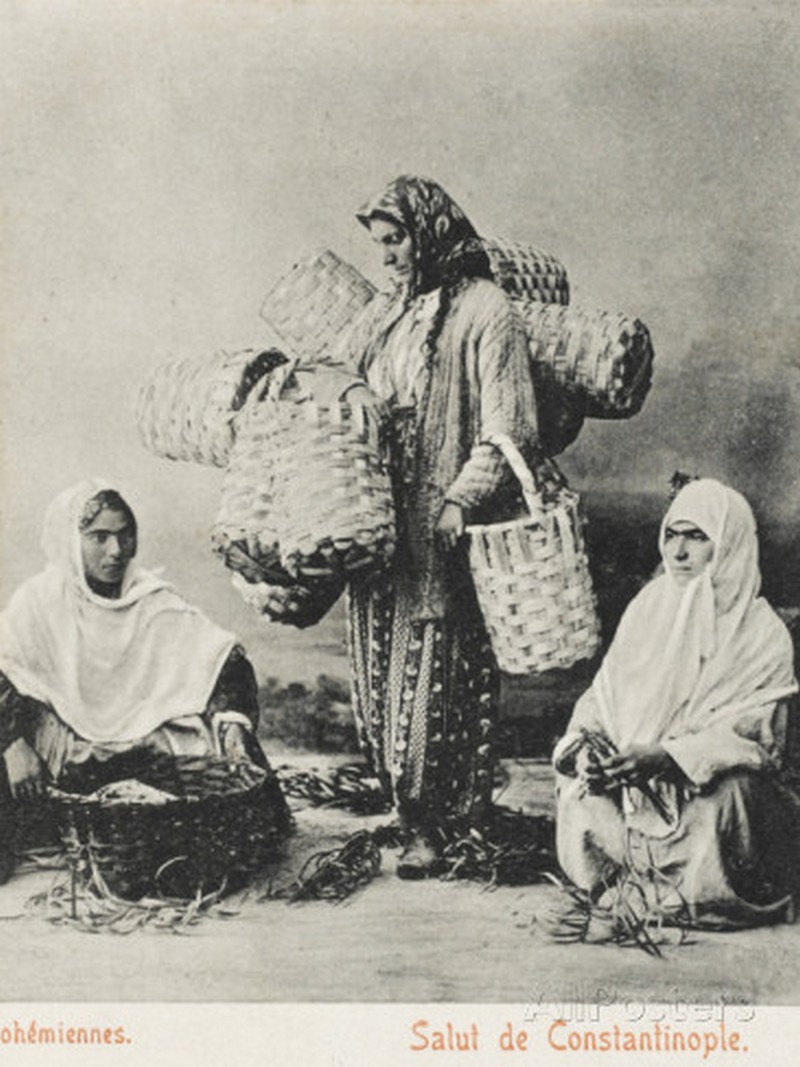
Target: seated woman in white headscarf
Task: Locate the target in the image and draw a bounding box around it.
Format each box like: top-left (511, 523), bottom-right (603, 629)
top-left (0, 480), bottom-right (273, 877)
top-left (553, 478), bottom-right (800, 928)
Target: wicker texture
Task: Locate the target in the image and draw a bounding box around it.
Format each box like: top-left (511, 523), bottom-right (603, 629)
top-left (260, 249), bottom-right (376, 362)
top-left (519, 302), bottom-right (654, 418)
top-left (213, 393), bottom-right (394, 622)
top-left (135, 347), bottom-right (286, 467)
top-left (51, 755), bottom-right (291, 900)
top-left (212, 394), bottom-right (285, 583)
top-left (270, 400), bottom-right (395, 579)
top-left (483, 237), bottom-right (570, 305)
top-left (467, 435), bottom-right (601, 675)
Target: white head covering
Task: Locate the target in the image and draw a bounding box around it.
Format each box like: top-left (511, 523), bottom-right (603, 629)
top-left (0, 480), bottom-right (236, 742)
top-left (591, 478), bottom-right (797, 750)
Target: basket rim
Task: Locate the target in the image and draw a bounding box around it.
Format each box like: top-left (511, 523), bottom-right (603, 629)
top-left (465, 488), bottom-right (581, 537)
top-left (46, 761), bottom-right (270, 811)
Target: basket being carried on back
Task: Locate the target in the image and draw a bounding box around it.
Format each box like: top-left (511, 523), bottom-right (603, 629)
top-left (467, 435), bottom-right (601, 675)
top-left (483, 237), bottom-right (570, 305)
top-left (135, 347), bottom-right (288, 467)
top-left (519, 303), bottom-right (654, 419)
top-left (260, 249), bottom-right (376, 362)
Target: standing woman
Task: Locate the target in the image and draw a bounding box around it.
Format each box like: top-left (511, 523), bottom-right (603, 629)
top-left (342, 176), bottom-right (542, 876)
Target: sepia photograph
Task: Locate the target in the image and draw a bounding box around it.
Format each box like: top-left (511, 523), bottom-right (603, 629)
top-left (1, 0), bottom-right (799, 1062)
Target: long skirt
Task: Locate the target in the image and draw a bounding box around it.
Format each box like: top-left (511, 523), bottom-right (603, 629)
top-left (347, 573), bottom-right (499, 822)
top-left (556, 769), bottom-right (800, 927)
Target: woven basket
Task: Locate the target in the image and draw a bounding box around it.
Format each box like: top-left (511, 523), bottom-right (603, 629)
top-left (271, 399), bottom-right (395, 580)
top-left (518, 302), bottom-right (654, 418)
top-left (212, 388), bottom-right (287, 585)
top-left (50, 755), bottom-right (291, 901)
top-left (483, 237), bottom-right (570, 305)
top-left (467, 435), bottom-right (601, 675)
top-left (135, 347), bottom-right (288, 467)
top-left (215, 390), bottom-right (394, 586)
top-left (260, 249), bottom-right (376, 362)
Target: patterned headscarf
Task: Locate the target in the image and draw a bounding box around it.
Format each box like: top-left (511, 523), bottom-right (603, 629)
top-left (356, 175), bottom-right (492, 297)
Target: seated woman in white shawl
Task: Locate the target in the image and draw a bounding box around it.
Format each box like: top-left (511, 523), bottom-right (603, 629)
top-left (554, 478), bottom-right (800, 927)
top-left (0, 480), bottom-right (273, 878)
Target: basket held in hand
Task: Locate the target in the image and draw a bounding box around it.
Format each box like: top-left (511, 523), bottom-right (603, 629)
top-left (50, 754), bottom-right (292, 901)
top-left (212, 383), bottom-right (289, 587)
top-left (518, 302), bottom-right (654, 419)
top-left (260, 249), bottom-right (376, 363)
top-left (212, 367), bottom-right (392, 591)
top-left (135, 347), bottom-right (288, 467)
top-left (230, 571), bottom-right (345, 629)
top-left (483, 237), bottom-right (570, 306)
top-left (467, 435), bottom-right (601, 675)
top-left (268, 399), bottom-right (396, 581)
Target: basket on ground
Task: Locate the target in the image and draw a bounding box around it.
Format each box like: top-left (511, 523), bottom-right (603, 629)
top-left (467, 435), bottom-right (601, 675)
top-left (260, 250), bottom-right (376, 362)
top-left (135, 347), bottom-right (287, 467)
top-left (50, 754), bottom-right (292, 901)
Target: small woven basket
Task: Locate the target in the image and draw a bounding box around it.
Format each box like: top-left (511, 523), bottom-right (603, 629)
top-left (260, 249), bottom-right (376, 362)
top-left (467, 435), bottom-right (601, 675)
top-left (135, 347), bottom-right (287, 467)
top-left (50, 755), bottom-right (291, 901)
top-left (519, 302), bottom-right (654, 418)
top-left (483, 237), bottom-right (570, 305)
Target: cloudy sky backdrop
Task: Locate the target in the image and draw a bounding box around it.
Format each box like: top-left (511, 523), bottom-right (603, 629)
top-left (2, 0), bottom-right (798, 679)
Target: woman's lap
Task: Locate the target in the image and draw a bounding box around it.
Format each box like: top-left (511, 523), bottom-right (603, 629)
top-left (32, 707), bottom-right (218, 782)
top-left (556, 769), bottom-right (799, 924)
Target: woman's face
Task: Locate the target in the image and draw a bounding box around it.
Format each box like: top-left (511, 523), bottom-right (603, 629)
top-left (369, 217), bottom-right (414, 284)
top-left (80, 507), bottom-right (137, 595)
top-left (663, 520), bottom-right (714, 584)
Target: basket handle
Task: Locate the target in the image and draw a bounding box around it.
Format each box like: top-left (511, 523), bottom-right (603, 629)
top-left (481, 433), bottom-right (545, 519)
top-left (480, 433), bottom-right (580, 565)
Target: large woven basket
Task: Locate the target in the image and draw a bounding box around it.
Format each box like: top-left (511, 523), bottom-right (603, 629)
top-left (135, 347), bottom-right (287, 467)
top-left (483, 237), bottom-right (570, 305)
top-left (467, 435), bottom-right (601, 675)
top-left (50, 754), bottom-right (291, 901)
top-left (260, 249), bottom-right (376, 363)
top-left (215, 389), bottom-right (394, 585)
top-left (519, 302), bottom-right (654, 418)
top-left (270, 399), bottom-right (395, 580)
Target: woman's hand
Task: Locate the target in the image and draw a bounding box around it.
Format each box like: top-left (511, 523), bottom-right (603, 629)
top-left (575, 745), bottom-right (610, 795)
top-left (435, 502), bottom-right (465, 550)
top-left (3, 738), bottom-right (46, 801)
top-left (220, 722), bottom-right (251, 764)
top-left (532, 451), bottom-right (568, 504)
top-left (599, 744), bottom-right (673, 786)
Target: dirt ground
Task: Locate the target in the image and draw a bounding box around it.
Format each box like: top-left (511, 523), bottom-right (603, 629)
top-left (2, 757), bottom-right (800, 1006)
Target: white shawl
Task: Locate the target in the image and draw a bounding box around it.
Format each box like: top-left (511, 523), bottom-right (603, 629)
top-left (556, 479), bottom-right (797, 815)
top-left (0, 480), bottom-right (236, 743)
